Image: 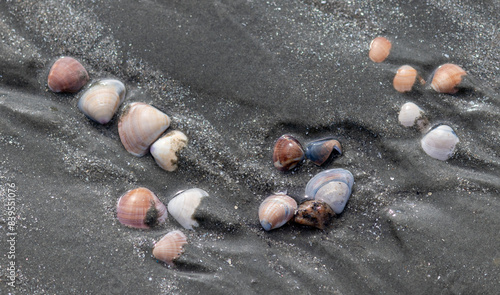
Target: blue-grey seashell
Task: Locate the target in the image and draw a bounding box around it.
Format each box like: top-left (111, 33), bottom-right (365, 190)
top-left (305, 137), bottom-right (342, 166)
top-left (304, 168), bottom-right (354, 214)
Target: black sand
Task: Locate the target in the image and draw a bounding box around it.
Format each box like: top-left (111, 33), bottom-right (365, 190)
top-left (0, 0), bottom-right (499, 294)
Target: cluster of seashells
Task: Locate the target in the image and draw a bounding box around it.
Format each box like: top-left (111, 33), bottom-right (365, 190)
top-left (369, 37), bottom-right (461, 161)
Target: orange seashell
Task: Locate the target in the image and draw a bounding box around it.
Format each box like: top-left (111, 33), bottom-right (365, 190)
top-left (152, 230), bottom-right (187, 266)
top-left (272, 135), bottom-right (304, 171)
top-left (47, 57), bottom-right (89, 93)
top-left (258, 194), bottom-right (297, 231)
top-left (118, 102), bottom-right (170, 157)
top-left (116, 187), bottom-right (168, 229)
top-left (430, 63), bottom-right (467, 94)
top-left (369, 37), bottom-right (392, 63)
top-left (393, 65), bottom-right (419, 93)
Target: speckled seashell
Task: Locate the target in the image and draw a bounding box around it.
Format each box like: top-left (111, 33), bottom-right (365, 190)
top-left (150, 130), bottom-right (188, 172)
top-left (152, 230), bottom-right (187, 266)
top-left (48, 57), bottom-right (89, 93)
top-left (369, 37), bottom-right (392, 63)
top-left (430, 64), bottom-right (467, 94)
top-left (272, 135), bottom-right (305, 171)
top-left (168, 188), bottom-right (209, 230)
top-left (421, 125), bottom-right (459, 161)
top-left (305, 168), bottom-right (354, 214)
top-left (116, 187), bottom-right (168, 229)
top-left (293, 200), bottom-right (335, 230)
top-left (118, 102), bottom-right (170, 156)
top-left (305, 137), bottom-right (342, 166)
top-left (258, 194), bottom-right (298, 231)
top-left (78, 79), bottom-right (126, 124)
top-left (393, 65), bottom-right (422, 93)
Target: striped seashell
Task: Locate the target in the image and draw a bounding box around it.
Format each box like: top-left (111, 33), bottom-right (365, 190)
top-left (78, 79), bottom-right (126, 124)
top-left (48, 56), bottom-right (89, 93)
top-left (116, 187), bottom-right (168, 229)
top-left (272, 135), bottom-right (304, 171)
top-left (258, 194), bottom-right (297, 231)
top-left (305, 168), bottom-right (354, 214)
top-left (429, 63), bottom-right (467, 94)
top-left (152, 230), bottom-right (187, 266)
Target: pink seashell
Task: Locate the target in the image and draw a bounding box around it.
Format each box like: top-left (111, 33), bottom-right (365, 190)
top-left (48, 57), bottom-right (89, 93)
top-left (116, 187), bottom-right (168, 229)
top-left (258, 194), bottom-right (297, 231)
top-left (152, 230), bottom-right (187, 266)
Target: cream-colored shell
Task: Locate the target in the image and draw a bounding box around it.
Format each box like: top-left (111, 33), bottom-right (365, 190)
top-left (152, 230), bottom-right (187, 266)
top-left (78, 79), bottom-right (126, 124)
top-left (258, 194), bottom-right (297, 231)
top-left (398, 102), bottom-right (424, 127)
top-left (167, 188), bottom-right (209, 230)
top-left (150, 130), bottom-right (188, 172)
top-left (421, 125), bottom-right (459, 161)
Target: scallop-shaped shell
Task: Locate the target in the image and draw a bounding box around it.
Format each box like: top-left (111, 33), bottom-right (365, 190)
top-left (393, 65), bottom-right (419, 93)
top-left (258, 194), bottom-right (298, 231)
top-left (168, 188), bottom-right (209, 230)
top-left (305, 168), bottom-right (354, 214)
top-left (78, 79), bottom-right (126, 124)
top-left (48, 57), bottom-right (89, 93)
top-left (293, 200), bottom-right (335, 230)
top-left (398, 102), bottom-right (426, 128)
top-left (118, 102), bottom-right (171, 156)
top-left (420, 125), bottom-right (459, 161)
top-left (116, 187), bottom-right (168, 229)
top-left (272, 135), bottom-right (305, 171)
top-left (305, 137), bottom-right (342, 166)
top-left (150, 130), bottom-right (188, 172)
top-left (152, 230), bottom-right (187, 266)
top-left (430, 64), bottom-right (467, 94)
top-left (369, 37), bottom-right (392, 63)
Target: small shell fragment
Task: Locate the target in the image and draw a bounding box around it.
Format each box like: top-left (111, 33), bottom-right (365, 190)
top-left (293, 200), bottom-right (335, 230)
top-left (259, 194), bottom-right (298, 231)
top-left (369, 37), bottom-right (392, 63)
top-left (152, 230), bottom-right (187, 266)
top-left (421, 125), bottom-right (459, 161)
top-left (150, 130), bottom-right (188, 172)
top-left (168, 188), bottom-right (209, 230)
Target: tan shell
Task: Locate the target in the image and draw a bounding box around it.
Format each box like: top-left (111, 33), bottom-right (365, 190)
top-left (430, 64), bottom-right (467, 94)
top-left (152, 230), bottom-right (187, 266)
top-left (393, 65), bottom-right (419, 93)
top-left (48, 57), bottom-right (89, 93)
top-left (369, 37), bottom-right (392, 63)
top-left (118, 102), bottom-right (170, 156)
top-left (116, 187), bottom-right (168, 229)
top-left (150, 130), bottom-right (188, 172)
top-left (258, 194), bottom-right (297, 231)
top-left (78, 79), bottom-right (126, 124)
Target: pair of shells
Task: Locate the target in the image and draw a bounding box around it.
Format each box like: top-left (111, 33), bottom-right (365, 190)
top-left (48, 56), bottom-right (89, 93)
top-left (273, 135), bottom-right (342, 171)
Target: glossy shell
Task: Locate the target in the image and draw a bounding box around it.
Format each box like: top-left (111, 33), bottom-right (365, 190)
top-left (305, 168), bottom-right (354, 214)
top-left (167, 188), bottom-right (209, 230)
top-left (421, 125), bottom-right (459, 161)
top-left (116, 187), bottom-right (168, 229)
top-left (272, 135), bottom-right (305, 171)
top-left (293, 200), bottom-right (335, 230)
top-left (152, 230), bottom-right (187, 266)
top-left (369, 37), bottom-right (392, 63)
top-left (78, 79), bottom-right (126, 124)
top-left (48, 57), bottom-right (89, 93)
top-left (430, 64), bottom-right (467, 94)
top-left (305, 137), bottom-right (342, 166)
top-left (258, 194), bottom-right (298, 231)
top-left (118, 102), bottom-right (171, 157)
top-left (393, 65), bottom-right (418, 93)
top-left (150, 130), bottom-right (188, 172)
top-left (398, 102), bottom-right (428, 130)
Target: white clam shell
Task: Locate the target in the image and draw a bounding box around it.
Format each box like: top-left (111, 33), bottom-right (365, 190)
top-left (258, 194), bottom-right (297, 231)
top-left (305, 168), bottom-right (354, 214)
top-left (118, 102), bottom-right (171, 156)
top-left (167, 188), bottom-right (209, 230)
top-left (152, 230), bottom-right (187, 266)
top-left (398, 102), bottom-right (425, 127)
top-left (150, 130), bottom-right (188, 172)
top-left (78, 79), bottom-right (126, 124)
top-left (421, 125), bottom-right (459, 161)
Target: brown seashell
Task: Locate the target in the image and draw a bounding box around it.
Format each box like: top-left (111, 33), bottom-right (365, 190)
top-left (369, 37), bottom-right (392, 63)
top-left (272, 135), bottom-right (305, 171)
top-left (258, 194), bottom-right (298, 231)
top-left (393, 65), bottom-right (423, 93)
top-left (47, 57), bottom-right (89, 93)
top-left (293, 200), bottom-right (335, 230)
top-left (152, 230), bottom-right (187, 266)
top-left (430, 63), bottom-right (467, 94)
top-left (118, 102), bottom-right (171, 157)
top-left (116, 187), bottom-right (168, 229)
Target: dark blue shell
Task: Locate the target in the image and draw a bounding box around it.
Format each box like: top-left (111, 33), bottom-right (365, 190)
top-left (305, 137), bottom-right (342, 166)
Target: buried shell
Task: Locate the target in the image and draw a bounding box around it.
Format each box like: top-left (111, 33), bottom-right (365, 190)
top-left (116, 187), bottom-right (168, 229)
top-left (48, 56), bottom-right (89, 93)
top-left (118, 102), bottom-right (170, 157)
top-left (293, 200), bottom-right (335, 230)
top-left (429, 63), bottom-right (467, 94)
top-left (78, 79), bottom-right (126, 124)
top-left (273, 135), bottom-right (305, 171)
top-left (152, 230), bottom-right (187, 266)
top-left (393, 65), bottom-right (424, 93)
top-left (369, 36), bottom-right (392, 63)
top-left (168, 188), bottom-right (209, 230)
top-left (258, 194), bottom-right (298, 231)
top-left (150, 130), bottom-right (188, 172)
top-left (398, 102), bottom-right (429, 131)
top-left (305, 168), bottom-right (354, 214)
top-left (305, 137), bottom-right (342, 166)
top-left (421, 125), bottom-right (459, 161)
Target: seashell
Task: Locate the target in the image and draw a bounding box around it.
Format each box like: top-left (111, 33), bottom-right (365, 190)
top-left (393, 65), bottom-right (424, 93)
top-left (429, 63), bottom-right (467, 94)
top-left (369, 36), bottom-right (392, 63)
top-left (398, 102), bottom-right (429, 132)
top-left (293, 200), bottom-right (335, 230)
top-left (167, 188), bottom-right (209, 230)
top-left (150, 130), bottom-right (188, 172)
top-left (258, 194), bottom-right (298, 231)
top-left (78, 79), bottom-right (126, 124)
top-left (305, 168), bottom-right (354, 214)
top-left (118, 102), bottom-right (171, 157)
top-left (272, 135), bottom-right (305, 171)
top-left (48, 57), bottom-right (89, 93)
top-left (116, 187), bottom-right (168, 229)
top-left (305, 137), bottom-right (342, 166)
top-left (420, 125), bottom-right (459, 161)
top-left (152, 230), bottom-right (187, 266)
